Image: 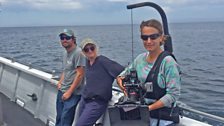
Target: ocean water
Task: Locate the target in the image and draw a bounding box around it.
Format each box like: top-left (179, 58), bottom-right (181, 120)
top-left (0, 22), bottom-right (224, 124)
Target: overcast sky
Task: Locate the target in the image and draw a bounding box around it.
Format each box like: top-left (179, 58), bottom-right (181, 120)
top-left (0, 0), bottom-right (224, 27)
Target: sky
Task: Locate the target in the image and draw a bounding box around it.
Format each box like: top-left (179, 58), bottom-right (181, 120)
top-left (0, 0), bottom-right (224, 27)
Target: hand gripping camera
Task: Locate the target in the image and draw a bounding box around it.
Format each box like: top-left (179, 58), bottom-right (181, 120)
top-left (122, 68), bottom-right (145, 104)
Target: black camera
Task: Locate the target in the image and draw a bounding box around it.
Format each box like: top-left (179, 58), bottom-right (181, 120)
top-left (122, 68), bottom-right (145, 104)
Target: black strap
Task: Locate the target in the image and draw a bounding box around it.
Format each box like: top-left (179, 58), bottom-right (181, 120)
top-left (156, 118), bottom-right (160, 126)
top-left (145, 51), bottom-right (173, 84)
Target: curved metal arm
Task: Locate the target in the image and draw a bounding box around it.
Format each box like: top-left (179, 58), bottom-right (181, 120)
top-left (127, 2), bottom-right (173, 53)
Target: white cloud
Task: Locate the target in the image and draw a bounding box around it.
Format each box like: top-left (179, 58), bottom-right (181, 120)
top-left (1, 0), bottom-right (82, 10)
top-left (165, 0), bottom-right (224, 6)
top-left (108, 0), bottom-right (127, 2)
top-left (2, 0), bottom-right (224, 13)
top-left (122, 0), bottom-right (224, 7)
top-left (1, 0), bottom-right (224, 27)
top-left (30, 1), bottom-right (82, 10)
top-left (162, 6), bottom-right (172, 14)
top-left (166, 0), bottom-right (188, 5)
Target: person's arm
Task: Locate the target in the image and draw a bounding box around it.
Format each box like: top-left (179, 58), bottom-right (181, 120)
top-left (100, 56), bottom-right (124, 77)
top-left (99, 56), bottom-right (127, 96)
top-left (57, 72), bottom-right (64, 90)
top-left (62, 66), bottom-right (85, 100)
top-left (148, 100), bottom-right (164, 111)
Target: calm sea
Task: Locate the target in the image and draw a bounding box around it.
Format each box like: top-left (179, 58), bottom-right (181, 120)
top-left (0, 22), bottom-right (224, 124)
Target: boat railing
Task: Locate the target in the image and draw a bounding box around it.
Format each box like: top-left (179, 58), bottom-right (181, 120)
top-left (0, 56), bottom-right (58, 125)
top-left (0, 96), bottom-right (4, 126)
top-left (180, 106), bottom-right (224, 125)
top-left (0, 55), bottom-right (60, 79)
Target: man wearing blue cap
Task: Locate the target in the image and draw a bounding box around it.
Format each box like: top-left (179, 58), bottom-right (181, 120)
top-left (56, 29), bottom-right (85, 126)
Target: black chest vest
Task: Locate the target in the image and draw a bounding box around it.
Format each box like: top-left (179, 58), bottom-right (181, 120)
top-left (145, 51), bottom-right (173, 99)
top-left (145, 51), bottom-right (180, 123)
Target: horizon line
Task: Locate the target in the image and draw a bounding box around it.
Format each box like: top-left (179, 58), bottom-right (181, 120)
top-left (0, 20), bottom-right (224, 28)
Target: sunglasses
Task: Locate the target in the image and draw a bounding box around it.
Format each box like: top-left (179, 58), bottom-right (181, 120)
top-left (60, 36), bottom-right (72, 40)
top-left (83, 45), bottom-right (95, 53)
top-left (141, 33), bottom-right (161, 41)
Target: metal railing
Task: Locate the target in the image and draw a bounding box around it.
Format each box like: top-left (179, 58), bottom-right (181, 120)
top-left (180, 107), bottom-right (224, 124)
top-left (0, 97), bottom-right (4, 126)
top-left (0, 56), bottom-right (58, 124)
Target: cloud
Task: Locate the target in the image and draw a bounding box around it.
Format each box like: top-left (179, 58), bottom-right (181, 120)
top-left (166, 0), bottom-right (188, 5)
top-left (108, 0), bottom-right (128, 2)
top-left (0, 0), bottom-right (6, 3)
top-left (0, 0), bottom-right (224, 27)
top-left (78, 0), bottom-right (127, 13)
top-left (162, 6), bottom-right (172, 13)
top-left (1, 0), bottom-right (82, 11)
top-left (123, 0), bottom-right (224, 9)
top-left (0, 0), bottom-right (129, 12)
top-left (29, 0), bottom-right (82, 10)
top-left (165, 0), bottom-right (224, 7)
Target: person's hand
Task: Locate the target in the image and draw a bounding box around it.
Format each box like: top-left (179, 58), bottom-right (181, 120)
top-left (148, 105), bottom-right (151, 111)
top-left (116, 76), bottom-right (125, 89)
top-left (121, 89), bottom-right (128, 97)
top-left (57, 82), bottom-right (61, 90)
top-left (116, 76), bottom-right (127, 96)
top-left (62, 91), bottom-right (72, 100)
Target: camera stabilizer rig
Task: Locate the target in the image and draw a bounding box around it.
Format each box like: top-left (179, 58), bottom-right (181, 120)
top-left (108, 68), bottom-right (150, 126)
top-left (121, 68), bottom-right (145, 105)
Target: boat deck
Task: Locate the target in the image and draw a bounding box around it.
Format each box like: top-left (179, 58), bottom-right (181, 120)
top-left (0, 93), bottom-right (45, 126)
